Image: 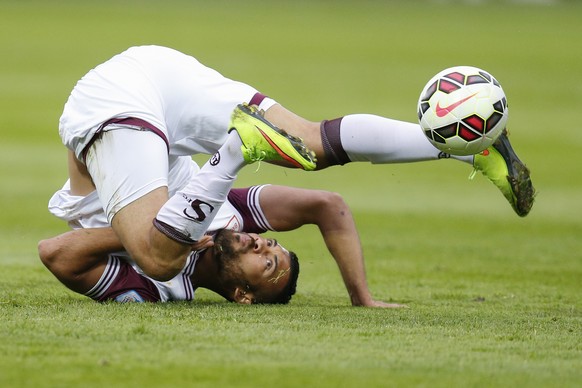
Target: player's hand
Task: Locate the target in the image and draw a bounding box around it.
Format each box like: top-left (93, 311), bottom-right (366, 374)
top-left (191, 235), bottom-right (214, 251)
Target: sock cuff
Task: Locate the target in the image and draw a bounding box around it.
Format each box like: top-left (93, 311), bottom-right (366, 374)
top-left (249, 92), bottom-right (277, 111)
top-left (320, 118), bottom-right (351, 166)
top-left (153, 218), bottom-right (196, 245)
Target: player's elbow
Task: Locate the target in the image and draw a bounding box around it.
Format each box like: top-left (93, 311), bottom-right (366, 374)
top-left (38, 238), bottom-right (59, 269)
top-left (320, 191), bottom-right (350, 213)
top-left (37, 238), bottom-right (64, 275)
top-left (38, 237), bottom-right (78, 280)
top-left (312, 191), bottom-right (352, 220)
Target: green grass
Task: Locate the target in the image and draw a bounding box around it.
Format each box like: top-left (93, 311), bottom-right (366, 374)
top-left (1, 1), bottom-right (581, 387)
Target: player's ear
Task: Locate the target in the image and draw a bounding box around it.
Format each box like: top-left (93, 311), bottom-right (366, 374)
top-left (233, 286), bottom-right (254, 305)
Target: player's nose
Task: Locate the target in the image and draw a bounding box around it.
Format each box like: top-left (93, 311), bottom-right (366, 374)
top-left (249, 234), bottom-right (265, 252)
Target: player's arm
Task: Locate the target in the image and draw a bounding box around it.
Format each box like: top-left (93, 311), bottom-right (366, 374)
top-left (38, 227), bottom-right (213, 294)
top-left (258, 185), bottom-right (405, 308)
top-left (38, 228), bottom-right (122, 294)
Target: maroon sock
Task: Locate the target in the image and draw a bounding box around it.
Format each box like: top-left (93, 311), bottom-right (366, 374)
top-left (320, 117), bottom-right (351, 166)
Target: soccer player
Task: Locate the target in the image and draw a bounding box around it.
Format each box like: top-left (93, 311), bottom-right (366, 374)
top-left (58, 45), bottom-right (534, 286)
top-left (45, 134), bottom-right (401, 307)
top-left (39, 226), bottom-right (298, 305)
top-left (41, 162), bottom-right (403, 306)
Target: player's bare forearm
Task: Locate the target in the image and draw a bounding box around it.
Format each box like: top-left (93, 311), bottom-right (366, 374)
top-left (311, 194), bottom-right (374, 306)
top-left (38, 227), bottom-right (124, 293)
top-left (40, 228), bottom-right (123, 263)
top-left (315, 202), bottom-right (407, 308)
top-left (258, 185), bottom-right (404, 307)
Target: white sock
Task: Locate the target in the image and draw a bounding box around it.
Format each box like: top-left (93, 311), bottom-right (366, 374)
top-left (155, 132), bottom-right (245, 242)
top-left (323, 114), bottom-right (473, 165)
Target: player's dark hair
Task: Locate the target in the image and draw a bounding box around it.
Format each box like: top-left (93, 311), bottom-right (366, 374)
top-left (250, 250), bottom-right (300, 305)
top-left (222, 246), bottom-right (300, 305)
top-left (270, 250), bottom-right (300, 304)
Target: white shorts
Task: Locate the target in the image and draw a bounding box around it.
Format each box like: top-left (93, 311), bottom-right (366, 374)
top-left (57, 46), bottom-right (281, 222)
top-left (59, 45), bottom-right (277, 160)
top-left (84, 126), bottom-right (199, 222)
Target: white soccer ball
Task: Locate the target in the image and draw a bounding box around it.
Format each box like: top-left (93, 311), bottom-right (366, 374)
top-left (417, 66), bottom-right (508, 156)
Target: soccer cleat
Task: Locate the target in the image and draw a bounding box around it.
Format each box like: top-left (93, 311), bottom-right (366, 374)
top-left (472, 129), bottom-right (535, 217)
top-left (229, 103), bottom-right (317, 171)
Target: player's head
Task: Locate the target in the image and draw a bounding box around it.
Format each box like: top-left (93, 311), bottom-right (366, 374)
top-left (213, 229), bottom-right (300, 305)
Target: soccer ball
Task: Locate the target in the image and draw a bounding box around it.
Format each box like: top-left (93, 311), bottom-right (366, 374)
top-left (417, 66), bottom-right (508, 156)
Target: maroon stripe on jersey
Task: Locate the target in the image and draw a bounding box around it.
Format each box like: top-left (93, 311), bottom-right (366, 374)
top-left (86, 256), bottom-right (120, 299)
top-left (248, 186), bottom-right (270, 231)
top-left (95, 257), bottom-right (161, 303)
top-left (182, 252), bottom-right (199, 301)
top-left (227, 187), bottom-right (268, 233)
top-left (249, 92), bottom-right (267, 107)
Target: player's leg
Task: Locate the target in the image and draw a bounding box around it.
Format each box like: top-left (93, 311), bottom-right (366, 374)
top-left (263, 103), bottom-right (534, 216)
top-left (154, 104), bottom-right (316, 249)
top-left (86, 126), bottom-right (234, 282)
top-left (84, 127), bottom-right (188, 282)
top-left (317, 114), bottom-right (534, 216)
top-left (67, 150), bottom-right (96, 196)
top-left (264, 104), bottom-right (470, 167)
top-left (88, 126), bottom-right (235, 282)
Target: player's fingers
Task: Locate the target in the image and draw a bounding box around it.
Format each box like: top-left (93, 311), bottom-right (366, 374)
top-left (192, 235), bottom-right (214, 251)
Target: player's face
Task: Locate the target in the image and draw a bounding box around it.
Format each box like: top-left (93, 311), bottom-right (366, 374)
top-left (215, 230), bottom-right (292, 303)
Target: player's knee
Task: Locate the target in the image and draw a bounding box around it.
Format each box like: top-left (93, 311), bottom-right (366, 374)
top-left (141, 262), bottom-right (183, 282)
top-left (133, 251), bottom-right (185, 282)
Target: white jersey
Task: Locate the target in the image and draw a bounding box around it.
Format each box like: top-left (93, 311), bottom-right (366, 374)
top-left (59, 45), bottom-right (270, 160)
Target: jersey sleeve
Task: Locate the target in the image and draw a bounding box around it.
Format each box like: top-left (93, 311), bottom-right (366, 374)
top-left (227, 185), bottom-right (274, 234)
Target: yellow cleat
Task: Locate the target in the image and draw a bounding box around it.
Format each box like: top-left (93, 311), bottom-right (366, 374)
top-left (473, 129), bottom-right (535, 217)
top-left (229, 103), bottom-right (317, 171)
